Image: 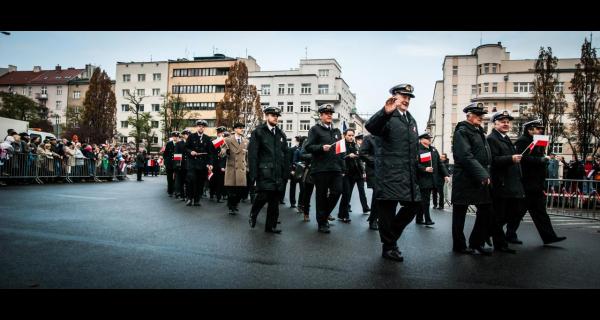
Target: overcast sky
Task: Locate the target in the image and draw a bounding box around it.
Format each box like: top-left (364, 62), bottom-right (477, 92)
top-left (1, 31), bottom-right (598, 129)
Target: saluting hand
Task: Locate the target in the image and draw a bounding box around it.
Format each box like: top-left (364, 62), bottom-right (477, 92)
top-left (384, 96), bottom-right (398, 114)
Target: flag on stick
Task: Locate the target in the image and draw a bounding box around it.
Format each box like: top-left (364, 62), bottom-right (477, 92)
top-left (334, 138), bottom-right (346, 154)
top-left (212, 136), bottom-right (225, 148)
top-left (420, 152), bottom-right (432, 163)
top-left (173, 153), bottom-right (182, 161)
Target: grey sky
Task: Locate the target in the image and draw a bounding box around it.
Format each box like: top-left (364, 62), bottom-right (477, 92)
top-left (0, 31), bottom-right (597, 130)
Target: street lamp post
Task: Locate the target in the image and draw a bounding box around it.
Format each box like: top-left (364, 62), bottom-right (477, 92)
top-left (54, 114), bottom-right (60, 138)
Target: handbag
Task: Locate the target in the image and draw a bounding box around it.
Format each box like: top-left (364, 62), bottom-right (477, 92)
top-left (294, 162), bottom-right (306, 181)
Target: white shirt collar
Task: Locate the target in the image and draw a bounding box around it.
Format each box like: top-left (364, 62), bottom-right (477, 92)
top-left (267, 123), bottom-right (276, 132)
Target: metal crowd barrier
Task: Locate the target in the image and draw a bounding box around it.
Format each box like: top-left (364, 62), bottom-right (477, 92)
top-left (0, 153), bottom-right (128, 184)
top-left (545, 179), bottom-right (599, 219)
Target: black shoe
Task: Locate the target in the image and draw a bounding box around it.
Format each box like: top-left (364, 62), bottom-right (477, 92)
top-left (424, 221), bottom-right (435, 226)
top-left (369, 221), bottom-right (379, 230)
top-left (506, 237), bottom-right (523, 245)
top-left (318, 225), bottom-right (330, 233)
top-left (234, 207), bottom-right (239, 212)
top-left (485, 237), bottom-right (493, 247)
top-left (453, 247), bottom-right (475, 254)
top-left (495, 246), bottom-right (517, 254)
top-left (470, 246), bottom-right (493, 256)
top-left (186, 199), bottom-right (193, 206)
top-left (277, 220), bottom-right (281, 224)
top-left (543, 236), bottom-right (567, 245)
top-left (228, 208), bottom-right (236, 215)
top-left (363, 208), bottom-right (371, 214)
top-left (279, 201), bottom-right (285, 205)
top-left (382, 249), bottom-right (404, 262)
top-left (415, 220), bottom-right (425, 225)
top-left (249, 213), bottom-right (257, 228)
top-left (290, 204), bottom-right (296, 208)
top-left (327, 216), bottom-right (335, 221)
top-left (265, 228), bottom-right (282, 234)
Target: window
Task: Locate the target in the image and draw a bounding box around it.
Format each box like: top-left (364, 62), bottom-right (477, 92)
top-left (28, 87), bottom-right (32, 96)
top-left (151, 88), bottom-right (159, 96)
top-left (484, 63), bottom-right (489, 74)
top-left (287, 84), bottom-right (294, 95)
top-left (261, 84), bottom-right (271, 95)
top-left (492, 82), bottom-right (498, 93)
top-left (478, 65), bottom-right (483, 75)
top-left (301, 83), bottom-right (311, 94)
top-left (120, 137), bottom-right (128, 143)
top-left (518, 103), bottom-right (528, 115)
top-left (318, 84), bottom-right (329, 94)
top-left (452, 66), bottom-right (458, 76)
top-left (492, 102), bottom-right (497, 112)
top-left (452, 85), bottom-right (457, 96)
top-left (478, 84), bottom-right (482, 94)
top-left (471, 85), bottom-right (477, 95)
top-left (277, 102), bottom-right (284, 111)
top-left (153, 73), bottom-right (161, 81)
top-left (278, 120), bottom-right (283, 128)
top-left (299, 120), bottom-right (311, 131)
top-left (121, 104), bottom-right (129, 112)
top-left (278, 84), bottom-right (285, 95)
top-left (152, 104), bottom-right (160, 112)
top-left (138, 74), bottom-right (145, 82)
top-left (73, 90), bottom-right (81, 99)
top-left (183, 102), bottom-right (217, 110)
top-left (152, 136), bottom-right (159, 144)
top-left (138, 104), bottom-right (144, 112)
top-left (121, 121), bottom-right (128, 128)
top-left (318, 69), bottom-right (329, 77)
top-left (261, 102), bottom-right (270, 109)
top-left (300, 102), bottom-right (310, 113)
top-left (56, 86), bottom-right (62, 95)
top-left (287, 102), bottom-right (293, 113)
top-left (484, 83), bottom-right (489, 93)
top-left (514, 82), bottom-right (533, 93)
top-left (151, 121), bottom-right (159, 128)
top-left (551, 143), bottom-right (563, 154)
top-left (286, 120), bottom-right (293, 131)
top-left (452, 104), bottom-right (457, 112)
top-left (41, 86), bottom-right (47, 94)
top-left (555, 82), bottom-right (564, 93)
top-left (492, 64), bottom-right (497, 73)
top-left (137, 89), bottom-right (145, 96)
top-left (122, 89), bottom-right (130, 97)
top-left (56, 101), bottom-right (62, 110)
top-left (123, 74), bottom-right (130, 82)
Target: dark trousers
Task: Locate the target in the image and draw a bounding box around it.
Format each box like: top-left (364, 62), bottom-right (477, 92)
top-left (299, 181), bottom-right (314, 214)
top-left (187, 168), bottom-right (208, 203)
top-left (209, 170), bottom-right (225, 200)
top-left (175, 168), bottom-right (187, 198)
top-left (144, 164), bottom-right (149, 176)
top-left (452, 203), bottom-right (493, 250)
top-left (507, 192), bottom-right (558, 242)
top-left (491, 196), bottom-right (522, 248)
top-left (338, 174), bottom-right (369, 218)
top-left (416, 188), bottom-right (433, 223)
top-left (432, 187), bottom-right (444, 208)
top-left (312, 172), bottom-right (343, 226)
top-left (137, 166), bottom-right (143, 181)
top-left (367, 187), bottom-right (379, 223)
top-left (377, 200), bottom-right (420, 250)
top-left (227, 186), bottom-right (246, 209)
top-left (280, 178), bottom-right (288, 202)
top-left (166, 167), bottom-right (175, 194)
top-left (250, 190), bottom-right (281, 231)
top-left (153, 165), bottom-right (159, 176)
top-left (289, 177), bottom-right (299, 206)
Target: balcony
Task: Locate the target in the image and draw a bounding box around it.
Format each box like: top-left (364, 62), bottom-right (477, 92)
top-left (471, 92), bottom-right (533, 102)
top-left (315, 93), bottom-right (341, 103)
top-left (35, 93), bottom-right (48, 100)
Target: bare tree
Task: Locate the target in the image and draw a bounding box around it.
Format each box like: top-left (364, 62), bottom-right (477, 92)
top-left (123, 89), bottom-right (153, 151)
top-left (159, 92), bottom-right (188, 143)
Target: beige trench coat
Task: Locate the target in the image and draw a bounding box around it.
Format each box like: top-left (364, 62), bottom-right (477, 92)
top-left (221, 135), bottom-right (248, 187)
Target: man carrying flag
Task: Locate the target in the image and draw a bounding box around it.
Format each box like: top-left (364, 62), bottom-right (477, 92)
top-left (185, 120), bottom-right (216, 207)
top-left (513, 119), bottom-right (566, 245)
top-left (416, 132), bottom-right (449, 226)
top-left (209, 126), bottom-right (227, 203)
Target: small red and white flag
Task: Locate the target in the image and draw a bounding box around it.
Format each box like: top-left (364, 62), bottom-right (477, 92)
top-left (212, 136), bottom-right (225, 148)
top-left (334, 139), bottom-right (346, 154)
top-left (208, 168), bottom-right (213, 180)
top-left (148, 160), bottom-right (154, 167)
top-left (173, 153), bottom-right (182, 161)
top-left (532, 135), bottom-right (550, 149)
top-left (420, 152), bottom-right (432, 163)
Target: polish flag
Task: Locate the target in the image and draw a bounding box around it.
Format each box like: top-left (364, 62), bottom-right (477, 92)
top-left (148, 160), bottom-right (154, 167)
top-left (334, 139), bottom-right (346, 154)
top-left (212, 136), bottom-right (225, 148)
top-left (420, 152), bottom-right (432, 163)
top-left (173, 153), bottom-right (182, 161)
top-left (532, 135), bottom-right (550, 148)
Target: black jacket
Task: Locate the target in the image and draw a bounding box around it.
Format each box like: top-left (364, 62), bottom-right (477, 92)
top-left (174, 140), bottom-right (188, 170)
top-left (451, 121), bottom-right (492, 205)
top-left (344, 141), bottom-right (364, 177)
top-left (487, 129), bottom-right (525, 199)
top-left (304, 122), bottom-right (345, 174)
top-left (185, 132), bottom-right (215, 170)
top-left (135, 152), bottom-right (145, 167)
top-left (248, 123), bottom-right (289, 191)
top-left (417, 144), bottom-right (449, 190)
top-left (515, 133), bottom-right (548, 195)
top-left (163, 140), bottom-right (176, 170)
top-left (359, 134), bottom-right (379, 189)
top-left (365, 108), bottom-right (421, 202)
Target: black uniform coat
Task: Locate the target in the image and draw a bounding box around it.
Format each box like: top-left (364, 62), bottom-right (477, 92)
top-left (451, 121), bottom-right (492, 205)
top-left (304, 122), bottom-right (345, 174)
top-left (365, 107), bottom-right (421, 202)
top-left (174, 140), bottom-right (188, 170)
top-left (185, 132), bottom-right (215, 170)
top-left (344, 141), bottom-right (364, 177)
top-left (163, 140), bottom-right (176, 170)
top-left (486, 129), bottom-right (525, 199)
top-left (248, 123), bottom-right (289, 192)
top-left (417, 143), bottom-right (449, 190)
top-left (359, 134), bottom-right (380, 189)
top-left (515, 133), bottom-right (548, 196)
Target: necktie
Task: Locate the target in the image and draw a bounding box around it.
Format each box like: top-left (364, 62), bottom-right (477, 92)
top-left (271, 128), bottom-right (276, 135)
top-left (237, 138), bottom-right (241, 145)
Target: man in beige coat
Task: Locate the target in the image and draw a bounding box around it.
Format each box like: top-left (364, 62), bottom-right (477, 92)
top-left (221, 122), bottom-right (249, 215)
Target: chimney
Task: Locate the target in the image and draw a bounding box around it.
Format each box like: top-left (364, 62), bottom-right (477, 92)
top-left (8, 65), bottom-right (17, 72)
top-left (498, 42), bottom-right (502, 46)
top-left (55, 65), bottom-right (62, 71)
top-left (33, 66), bottom-right (41, 72)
